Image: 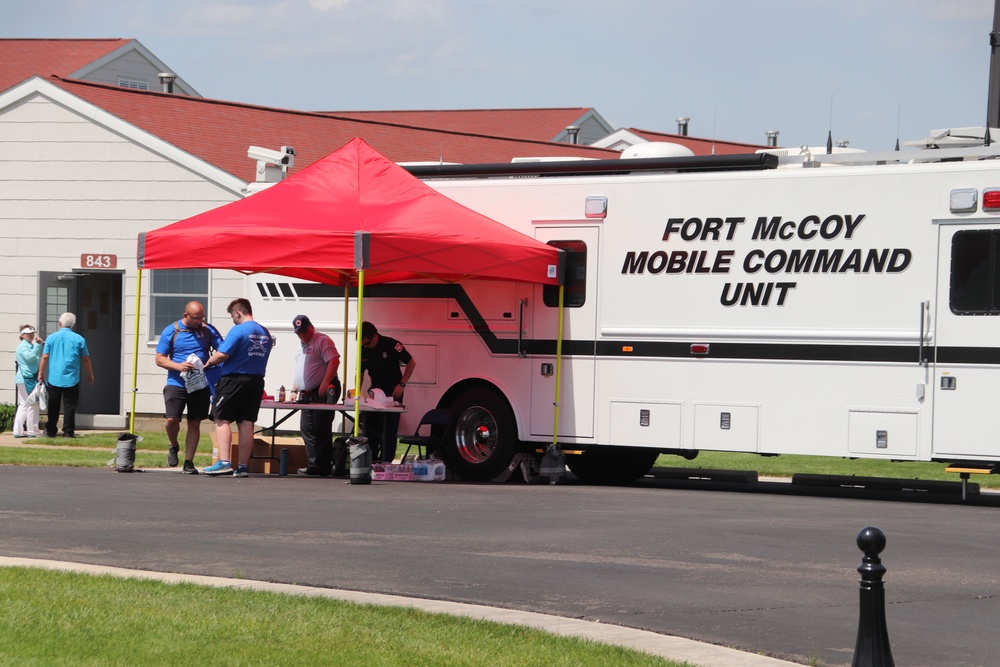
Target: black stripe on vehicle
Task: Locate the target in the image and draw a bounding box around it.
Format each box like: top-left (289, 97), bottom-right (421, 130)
top-left (274, 282), bottom-right (1000, 366)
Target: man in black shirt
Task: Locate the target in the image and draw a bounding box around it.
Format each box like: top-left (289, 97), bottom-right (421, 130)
top-left (359, 321), bottom-right (415, 463)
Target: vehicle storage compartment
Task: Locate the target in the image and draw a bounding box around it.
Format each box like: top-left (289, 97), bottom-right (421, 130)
top-left (847, 409), bottom-right (918, 457)
top-left (609, 400), bottom-right (682, 449)
top-left (693, 403), bottom-right (760, 453)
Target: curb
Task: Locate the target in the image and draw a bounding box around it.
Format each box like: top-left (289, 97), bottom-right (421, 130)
top-left (0, 557), bottom-right (798, 666)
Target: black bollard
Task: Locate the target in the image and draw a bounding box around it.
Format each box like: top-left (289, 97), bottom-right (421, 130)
top-left (852, 526), bottom-right (895, 667)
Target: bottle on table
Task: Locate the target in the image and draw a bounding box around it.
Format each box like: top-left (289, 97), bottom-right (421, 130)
top-left (278, 385), bottom-right (286, 402)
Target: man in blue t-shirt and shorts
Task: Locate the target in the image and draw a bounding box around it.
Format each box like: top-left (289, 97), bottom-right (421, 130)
top-left (155, 301), bottom-right (224, 474)
top-left (202, 298), bottom-right (274, 477)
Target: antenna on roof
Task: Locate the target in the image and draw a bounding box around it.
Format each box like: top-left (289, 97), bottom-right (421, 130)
top-left (826, 95), bottom-right (834, 154)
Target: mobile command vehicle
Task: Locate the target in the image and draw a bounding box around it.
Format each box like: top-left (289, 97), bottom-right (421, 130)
top-left (254, 133), bottom-right (1000, 483)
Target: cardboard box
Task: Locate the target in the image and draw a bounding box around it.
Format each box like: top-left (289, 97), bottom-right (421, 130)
top-left (232, 438), bottom-right (308, 474)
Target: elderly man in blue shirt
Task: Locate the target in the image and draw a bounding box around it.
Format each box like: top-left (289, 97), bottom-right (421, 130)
top-left (38, 312), bottom-right (94, 438)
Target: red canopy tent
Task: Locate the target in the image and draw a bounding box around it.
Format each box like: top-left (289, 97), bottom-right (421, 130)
top-left (135, 138), bottom-right (566, 442)
top-left (138, 137), bottom-right (562, 287)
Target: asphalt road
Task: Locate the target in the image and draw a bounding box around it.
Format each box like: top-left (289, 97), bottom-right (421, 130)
top-left (1, 466), bottom-right (998, 667)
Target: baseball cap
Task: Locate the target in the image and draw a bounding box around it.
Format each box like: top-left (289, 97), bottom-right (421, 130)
top-left (20, 326), bottom-right (37, 335)
top-left (292, 315), bottom-right (312, 333)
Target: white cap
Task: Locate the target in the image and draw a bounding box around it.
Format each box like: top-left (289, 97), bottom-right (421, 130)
top-left (19, 326), bottom-right (36, 335)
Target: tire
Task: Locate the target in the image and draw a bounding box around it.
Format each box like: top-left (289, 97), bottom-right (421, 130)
top-left (566, 447), bottom-right (659, 485)
top-left (444, 387), bottom-right (517, 481)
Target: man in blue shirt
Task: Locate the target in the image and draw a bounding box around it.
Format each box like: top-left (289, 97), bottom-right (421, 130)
top-left (38, 312), bottom-right (94, 438)
top-left (202, 298), bottom-right (274, 477)
top-left (155, 301), bottom-right (224, 474)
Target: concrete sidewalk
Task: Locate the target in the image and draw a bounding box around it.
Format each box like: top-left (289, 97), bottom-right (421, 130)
top-left (0, 556), bottom-right (798, 666)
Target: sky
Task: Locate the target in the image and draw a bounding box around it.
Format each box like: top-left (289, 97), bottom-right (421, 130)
top-left (7, 0), bottom-right (999, 151)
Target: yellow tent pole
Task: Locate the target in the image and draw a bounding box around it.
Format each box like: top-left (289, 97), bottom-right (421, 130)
top-left (352, 269), bottom-right (365, 437)
top-left (129, 269), bottom-right (143, 434)
top-left (551, 284), bottom-right (565, 446)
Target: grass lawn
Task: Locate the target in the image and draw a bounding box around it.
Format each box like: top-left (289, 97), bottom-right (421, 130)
top-left (0, 567), bottom-right (688, 667)
top-left (654, 451), bottom-right (1000, 488)
top-left (2, 430), bottom-right (995, 487)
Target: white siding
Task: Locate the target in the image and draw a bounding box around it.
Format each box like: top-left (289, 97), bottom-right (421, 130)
top-left (78, 50), bottom-right (159, 91)
top-left (0, 95), bottom-right (245, 418)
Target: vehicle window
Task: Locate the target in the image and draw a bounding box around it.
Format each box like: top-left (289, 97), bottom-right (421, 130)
top-left (951, 230), bottom-right (1000, 314)
top-left (544, 240), bottom-right (586, 308)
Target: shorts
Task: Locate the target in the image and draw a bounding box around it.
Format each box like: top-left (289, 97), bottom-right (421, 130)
top-left (163, 385), bottom-right (212, 421)
top-left (212, 374), bottom-right (266, 424)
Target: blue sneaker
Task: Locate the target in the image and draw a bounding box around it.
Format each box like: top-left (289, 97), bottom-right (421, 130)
top-left (203, 460), bottom-right (232, 476)
top-left (233, 464), bottom-right (249, 478)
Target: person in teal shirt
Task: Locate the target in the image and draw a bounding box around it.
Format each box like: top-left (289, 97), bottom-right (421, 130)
top-left (38, 312), bottom-right (94, 438)
top-left (13, 324), bottom-right (44, 437)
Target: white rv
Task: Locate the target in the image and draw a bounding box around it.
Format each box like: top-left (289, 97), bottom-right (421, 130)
top-left (254, 136), bottom-right (1000, 482)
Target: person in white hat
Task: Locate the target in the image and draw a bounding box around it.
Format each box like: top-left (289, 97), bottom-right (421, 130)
top-left (13, 324), bottom-right (44, 437)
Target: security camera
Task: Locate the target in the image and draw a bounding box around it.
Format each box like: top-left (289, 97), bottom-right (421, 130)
top-left (247, 145), bottom-right (294, 166)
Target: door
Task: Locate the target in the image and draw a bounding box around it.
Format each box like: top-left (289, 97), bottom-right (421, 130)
top-left (529, 226), bottom-right (599, 439)
top-left (38, 271), bottom-right (122, 415)
top-left (932, 223), bottom-right (1000, 459)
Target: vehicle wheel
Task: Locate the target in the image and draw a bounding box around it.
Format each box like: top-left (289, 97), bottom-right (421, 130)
top-left (445, 387), bottom-right (517, 481)
top-left (567, 447), bottom-right (659, 484)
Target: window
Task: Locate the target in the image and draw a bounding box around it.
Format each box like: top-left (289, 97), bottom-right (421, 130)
top-left (149, 269), bottom-right (209, 339)
top-left (951, 230), bottom-right (1000, 314)
top-left (45, 285), bottom-right (69, 335)
top-left (543, 240), bottom-right (587, 308)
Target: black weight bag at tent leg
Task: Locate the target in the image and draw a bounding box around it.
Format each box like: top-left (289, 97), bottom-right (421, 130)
top-left (115, 432), bottom-right (138, 472)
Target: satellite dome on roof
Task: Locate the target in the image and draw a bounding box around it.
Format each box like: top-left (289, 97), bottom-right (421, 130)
top-left (619, 142), bottom-right (695, 159)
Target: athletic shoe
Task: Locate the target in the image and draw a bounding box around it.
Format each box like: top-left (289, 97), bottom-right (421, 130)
top-left (167, 445), bottom-right (179, 467)
top-left (297, 466), bottom-right (323, 477)
top-left (182, 461), bottom-right (199, 475)
top-left (233, 464), bottom-right (249, 478)
top-left (13, 434), bottom-right (25, 439)
top-left (203, 460), bottom-right (232, 476)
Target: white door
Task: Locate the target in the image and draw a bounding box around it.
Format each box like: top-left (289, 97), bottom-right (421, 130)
top-left (933, 223), bottom-right (1000, 459)
top-left (529, 226), bottom-right (599, 439)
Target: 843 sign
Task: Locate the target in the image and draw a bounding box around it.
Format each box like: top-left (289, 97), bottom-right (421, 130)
top-left (81, 254), bottom-right (117, 269)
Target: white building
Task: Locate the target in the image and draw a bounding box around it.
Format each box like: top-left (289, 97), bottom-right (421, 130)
top-left (0, 41), bottom-right (622, 426)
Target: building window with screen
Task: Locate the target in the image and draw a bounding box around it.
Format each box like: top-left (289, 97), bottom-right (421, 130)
top-left (149, 269), bottom-right (210, 339)
top-left (951, 230), bottom-right (1000, 314)
top-left (544, 240), bottom-right (586, 308)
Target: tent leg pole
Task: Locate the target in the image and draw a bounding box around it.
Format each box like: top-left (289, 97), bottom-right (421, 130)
top-left (129, 269), bottom-right (143, 434)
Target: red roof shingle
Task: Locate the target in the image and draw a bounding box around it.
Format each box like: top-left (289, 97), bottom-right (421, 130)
top-left (0, 38), bottom-right (130, 91)
top-left (53, 78), bottom-right (618, 180)
top-left (325, 108), bottom-right (596, 142)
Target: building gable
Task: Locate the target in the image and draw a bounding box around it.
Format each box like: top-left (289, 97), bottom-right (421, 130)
top-left (0, 38), bottom-right (199, 97)
top-left (0, 77), bottom-right (245, 194)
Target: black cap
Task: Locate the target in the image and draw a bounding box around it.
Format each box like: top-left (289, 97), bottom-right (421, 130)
top-left (361, 321), bottom-right (377, 339)
top-left (292, 315), bottom-right (312, 333)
